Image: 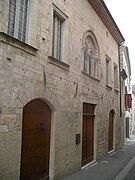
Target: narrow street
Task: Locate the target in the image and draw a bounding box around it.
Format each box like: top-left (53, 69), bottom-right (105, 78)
top-left (0, 1), bottom-right (134, 179)
top-left (124, 163), bottom-right (135, 180)
top-left (63, 136), bottom-right (135, 180)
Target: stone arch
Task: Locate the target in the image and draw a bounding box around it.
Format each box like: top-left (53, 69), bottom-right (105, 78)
top-left (82, 30), bottom-right (100, 58)
top-left (14, 85), bottom-right (59, 112)
top-left (108, 109), bottom-right (115, 116)
top-left (14, 86), bottom-right (60, 178)
top-left (82, 30), bottom-right (100, 77)
top-left (20, 98), bottom-right (52, 179)
top-left (108, 109), bottom-right (115, 152)
top-left (111, 109), bottom-right (115, 114)
top-left (108, 109), bottom-right (116, 122)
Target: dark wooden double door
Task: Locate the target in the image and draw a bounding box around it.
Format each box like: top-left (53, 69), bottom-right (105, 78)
top-left (20, 99), bottom-right (51, 180)
top-left (82, 103), bottom-right (94, 166)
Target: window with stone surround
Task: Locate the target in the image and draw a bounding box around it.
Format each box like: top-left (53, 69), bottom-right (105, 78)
top-left (82, 31), bottom-right (100, 79)
top-left (7, 0), bottom-right (29, 42)
top-left (52, 5), bottom-right (68, 61)
top-left (114, 63), bottom-right (119, 90)
top-left (52, 12), bottom-right (63, 60)
top-left (106, 56), bottom-right (112, 87)
top-left (49, 4), bottom-right (69, 70)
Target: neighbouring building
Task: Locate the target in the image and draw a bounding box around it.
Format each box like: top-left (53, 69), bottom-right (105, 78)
top-left (120, 45), bottom-right (132, 139)
top-left (0, 0), bottom-right (125, 179)
top-left (131, 85), bottom-right (135, 135)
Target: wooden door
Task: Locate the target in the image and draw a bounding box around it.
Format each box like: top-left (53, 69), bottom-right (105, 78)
top-left (20, 99), bottom-right (51, 180)
top-left (108, 110), bottom-right (114, 152)
top-left (82, 103), bottom-right (94, 166)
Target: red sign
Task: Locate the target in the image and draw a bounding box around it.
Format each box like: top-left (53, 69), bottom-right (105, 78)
top-left (125, 94), bottom-right (132, 108)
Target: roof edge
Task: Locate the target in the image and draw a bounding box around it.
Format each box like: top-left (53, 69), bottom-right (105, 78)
top-left (101, 0), bottom-right (125, 42)
top-left (88, 0), bottom-right (125, 45)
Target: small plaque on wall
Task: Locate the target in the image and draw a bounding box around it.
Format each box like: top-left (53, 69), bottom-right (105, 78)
top-left (76, 133), bottom-right (81, 145)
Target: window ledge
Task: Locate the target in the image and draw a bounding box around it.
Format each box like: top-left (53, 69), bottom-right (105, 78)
top-left (114, 88), bottom-right (119, 93)
top-left (48, 56), bottom-right (70, 71)
top-left (81, 71), bottom-right (100, 82)
top-left (0, 32), bottom-right (38, 56)
top-left (106, 85), bottom-right (113, 91)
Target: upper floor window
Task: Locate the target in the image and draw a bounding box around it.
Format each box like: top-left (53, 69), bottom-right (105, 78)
top-left (7, 0), bottom-right (28, 42)
top-left (106, 57), bottom-right (109, 85)
top-left (52, 12), bottom-right (64, 60)
top-left (83, 31), bottom-right (100, 79)
top-left (114, 64), bottom-right (118, 89)
top-left (106, 56), bottom-right (112, 87)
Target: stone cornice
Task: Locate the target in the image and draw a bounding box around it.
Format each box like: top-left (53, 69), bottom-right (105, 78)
top-left (87, 0), bottom-right (125, 45)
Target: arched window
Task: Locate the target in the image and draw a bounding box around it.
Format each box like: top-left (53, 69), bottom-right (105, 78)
top-left (83, 31), bottom-right (100, 78)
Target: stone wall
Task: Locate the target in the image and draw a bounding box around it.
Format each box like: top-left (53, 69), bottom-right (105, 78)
top-left (0, 0), bottom-right (124, 179)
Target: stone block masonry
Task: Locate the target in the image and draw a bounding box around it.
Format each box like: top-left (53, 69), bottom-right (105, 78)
top-left (0, 0), bottom-right (124, 179)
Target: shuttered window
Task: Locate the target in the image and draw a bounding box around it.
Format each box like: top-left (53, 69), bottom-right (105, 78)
top-left (8, 0), bottom-right (28, 42)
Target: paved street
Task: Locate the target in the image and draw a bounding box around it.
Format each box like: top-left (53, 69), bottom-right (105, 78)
top-left (124, 163), bottom-right (135, 180)
top-left (123, 136), bottom-right (135, 180)
top-left (63, 136), bottom-right (135, 180)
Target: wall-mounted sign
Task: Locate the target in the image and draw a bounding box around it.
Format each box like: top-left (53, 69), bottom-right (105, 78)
top-left (125, 94), bottom-right (132, 108)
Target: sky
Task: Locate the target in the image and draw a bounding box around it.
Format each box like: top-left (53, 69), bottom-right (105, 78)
top-left (103, 0), bottom-right (135, 85)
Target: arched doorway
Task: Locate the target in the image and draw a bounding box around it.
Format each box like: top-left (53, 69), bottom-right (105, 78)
top-left (108, 110), bottom-right (114, 152)
top-left (20, 99), bottom-right (51, 180)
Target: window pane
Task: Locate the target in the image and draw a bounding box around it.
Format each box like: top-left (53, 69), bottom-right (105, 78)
top-left (52, 15), bottom-right (56, 57)
top-left (106, 59), bottom-right (109, 85)
top-left (18, 32), bottom-right (22, 40)
top-left (94, 58), bottom-right (97, 77)
top-left (52, 13), bottom-right (63, 60)
top-left (10, 3), bottom-right (16, 13)
top-left (8, 28), bottom-right (14, 36)
top-left (56, 19), bottom-right (62, 60)
top-left (18, 26), bottom-right (22, 33)
top-left (22, 35), bottom-right (26, 42)
top-left (11, 0), bottom-right (16, 4)
top-left (114, 66), bottom-right (118, 89)
top-left (9, 20), bottom-right (14, 28)
top-left (8, 0), bottom-right (28, 42)
top-left (18, 0), bottom-right (28, 42)
top-left (7, 0), bottom-right (16, 36)
top-left (9, 12), bottom-right (15, 21)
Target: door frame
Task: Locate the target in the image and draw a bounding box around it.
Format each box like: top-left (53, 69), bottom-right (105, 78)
top-left (108, 109), bottom-right (115, 153)
top-left (82, 103), bottom-right (97, 168)
top-left (20, 98), bottom-right (56, 180)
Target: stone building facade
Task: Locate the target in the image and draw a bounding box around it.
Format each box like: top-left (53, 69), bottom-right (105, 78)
top-left (131, 85), bottom-right (135, 134)
top-left (0, 0), bottom-right (125, 179)
top-left (120, 46), bottom-right (131, 139)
